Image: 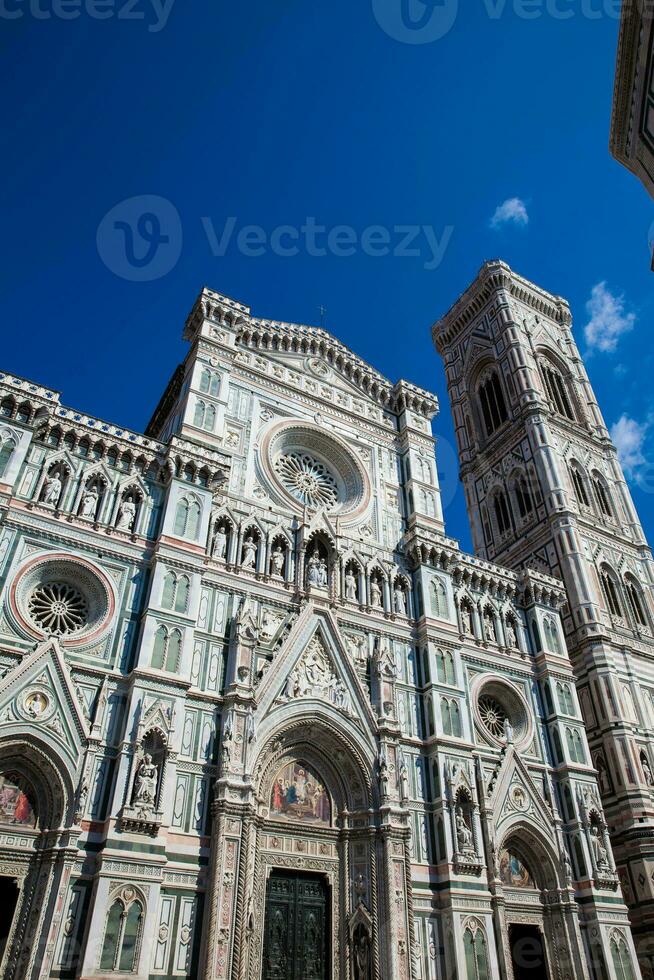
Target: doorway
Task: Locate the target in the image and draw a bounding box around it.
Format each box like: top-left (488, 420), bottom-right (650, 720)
top-left (0, 877), bottom-right (19, 964)
top-left (262, 870), bottom-right (328, 980)
top-left (509, 924), bottom-right (548, 980)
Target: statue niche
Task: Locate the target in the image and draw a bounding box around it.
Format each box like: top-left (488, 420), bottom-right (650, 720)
top-left (121, 729), bottom-right (166, 835)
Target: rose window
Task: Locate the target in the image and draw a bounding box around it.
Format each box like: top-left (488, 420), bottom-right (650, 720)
top-left (478, 695), bottom-right (508, 739)
top-left (274, 452), bottom-right (339, 510)
top-left (27, 582), bottom-right (89, 636)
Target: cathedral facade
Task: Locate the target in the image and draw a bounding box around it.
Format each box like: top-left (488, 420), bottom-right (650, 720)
top-left (0, 267), bottom-right (645, 980)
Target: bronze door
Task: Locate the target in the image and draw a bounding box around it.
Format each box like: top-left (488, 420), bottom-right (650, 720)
top-left (262, 871), bottom-right (328, 980)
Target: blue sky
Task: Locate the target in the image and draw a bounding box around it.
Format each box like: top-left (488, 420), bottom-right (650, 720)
top-left (1, 0), bottom-right (653, 551)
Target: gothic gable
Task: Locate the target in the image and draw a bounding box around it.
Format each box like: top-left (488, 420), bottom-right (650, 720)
top-left (0, 638), bottom-right (90, 779)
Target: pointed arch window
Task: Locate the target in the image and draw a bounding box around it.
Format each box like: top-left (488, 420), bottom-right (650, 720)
top-left (625, 576), bottom-right (648, 628)
top-left (570, 465), bottom-right (590, 508)
top-left (611, 934), bottom-right (636, 980)
top-left (544, 616), bottom-right (563, 655)
top-left (199, 367), bottom-right (220, 396)
top-left (593, 474), bottom-right (613, 519)
top-left (100, 898), bottom-right (144, 973)
top-left (152, 625), bottom-right (182, 672)
top-left (478, 372), bottom-right (508, 438)
top-left (566, 727), bottom-right (586, 764)
top-left (174, 496), bottom-right (202, 540)
top-left (441, 697), bottom-right (462, 737)
top-left (161, 572), bottom-right (190, 613)
top-left (515, 474), bottom-right (534, 519)
top-left (600, 566), bottom-right (623, 618)
top-left (0, 438), bottom-right (16, 479)
top-left (556, 681), bottom-right (574, 715)
top-left (431, 579), bottom-right (448, 618)
top-left (464, 926), bottom-right (490, 980)
top-left (436, 649), bottom-right (456, 685)
top-left (193, 400), bottom-right (206, 428)
top-left (493, 490), bottom-right (512, 536)
top-left (540, 361), bottom-right (575, 420)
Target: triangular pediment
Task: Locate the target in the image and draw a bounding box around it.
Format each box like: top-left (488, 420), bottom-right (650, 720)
top-left (488, 745), bottom-right (557, 843)
top-left (0, 638), bottom-right (90, 777)
top-left (256, 605), bottom-right (378, 734)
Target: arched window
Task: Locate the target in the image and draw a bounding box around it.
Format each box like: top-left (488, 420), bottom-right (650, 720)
top-left (175, 576), bottom-right (190, 613)
top-left (544, 617), bottom-right (563, 655)
top-left (566, 727), bottom-right (585, 764)
top-left (174, 497), bottom-right (202, 540)
top-left (0, 438), bottom-right (16, 478)
top-left (611, 934), bottom-right (636, 980)
top-left (436, 650), bottom-right (456, 685)
top-left (493, 490), bottom-right (512, 536)
top-left (478, 371), bottom-right (508, 438)
top-left (204, 404), bottom-right (216, 431)
top-left (592, 474), bottom-right (613, 519)
top-left (431, 579), bottom-right (448, 618)
top-left (600, 566), bottom-right (623, 618)
top-left (556, 682), bottom-right (574, 715)
top-left (514, 474), bottom-right (534, 519)
top-left (540, 360), bottom-right (575, 420)
top-left (441, 697), bottom-right (461, 736)
top-left (100, 897), bottom-right (144, 973)
top-left (570, 464), bottom-right (590, 508)
top-left (199, 366), bottom-right (220, 396)
top-left (193, 400), bottom-right (206, 428)
top-left (161, 571), bottom-right (177, 609)
top-left (151, 625), bottom-right (182, 671)
top-left (464, 926), bottom-right (490, 980)
top-left (625, 576), bottom-right (648, 628)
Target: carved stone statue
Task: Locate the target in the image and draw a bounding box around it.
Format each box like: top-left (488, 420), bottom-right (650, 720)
top-left (484, 614), bottom-right (496, 643)
top-left (370, 577), bottom-right (383, 609)
top-left (394, 585), bottom-right (407, 616)
top-left (318, 557), bottom-right (328, 588)
top-left (283, 668), bottom-right (300, 700)
top-left (505, 618), bottom-right (517, 648)
top-left (117, 497), bottom-right (136, 531)
top-left (241, 535), bottom-right (257, 569)
top-left (455, 805), bottom-right (474, 853)
top-left (503, 717), bottom-right (514, 743)
top-left (398, 752), bottom-right (409, 802)
top-left (642, 754), bottom-right (654, 787)
top-left (590, 825), bottom-right (610, 871)
top-left (212, 525), bottom-right (228, 559)
top-left (42, 474), bottom-right (62, 507)
top-left (461, 603), bottom-right (473, 635)
top-left (307, 549), bottom-right (321, 588)
top-left (353, 924), bottom-right (371, 980)
top-left (561, 848), bottom-right (573, 884)
top-left (134, 753), bottom-right (158, 808)
top-left (80, 485), bottom-right (99, 519)
top-left (345, 568), bottom-right (358, 601)
top-left (270, 545), bottom-right (285, 577)
top-left (245, 707), bottom-right (256, 744)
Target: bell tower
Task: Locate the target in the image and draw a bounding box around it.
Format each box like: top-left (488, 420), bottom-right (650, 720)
top-left (432, 260), bottom-right (654, 973)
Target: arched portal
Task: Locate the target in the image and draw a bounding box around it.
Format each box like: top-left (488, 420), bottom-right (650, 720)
top-left (496, 825), bottom-right (569, 980)
top-left (247, 717), bottom-right (376, 980)
top-left (0, 735), bottom-right (75, 978)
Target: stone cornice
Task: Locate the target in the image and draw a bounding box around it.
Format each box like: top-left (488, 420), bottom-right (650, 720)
top-left (431, 260), bottom-right (572, 351)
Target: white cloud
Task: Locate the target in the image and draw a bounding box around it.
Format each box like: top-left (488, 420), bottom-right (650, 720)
top-left (610, 414), bottom-right (648, 476)
top-left (490, 197), bottom-right (529, 229)
top-left (583, 281), bottom-right (635, 354)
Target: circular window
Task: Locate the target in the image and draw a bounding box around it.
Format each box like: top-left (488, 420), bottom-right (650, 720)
top-left (472, 676), bottom-right (532, 749)
top-left (478, 694), bottom-right (507, 739)
top-left (10, 553), bottom-right (115, 646)
top-left (260, 421), bottom-right (370, 520)
top-left (27, 582), bottom-right (89, 636)
top-left (274, 452), bottom-right (338, 510)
